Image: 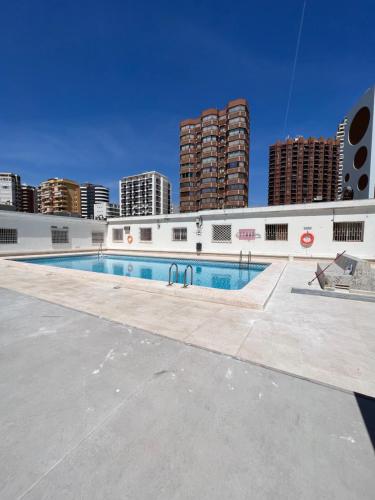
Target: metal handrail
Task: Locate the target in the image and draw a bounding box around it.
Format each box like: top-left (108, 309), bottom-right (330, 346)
top-left (239, 250), bottom-right (243, 266)
top-left (248, 251), bottom-right (251, 264)
top-left (97, 243), bottom-right (103, 259)
top-left (167, 263), bottom-right (179, 286)
top-left (183, 265), bottom-right (193, 288)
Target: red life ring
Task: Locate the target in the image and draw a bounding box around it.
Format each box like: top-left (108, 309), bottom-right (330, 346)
top-left (300, 232), bottom-right (314, 247)
top-left (127, 235), bottom-right (133, 244)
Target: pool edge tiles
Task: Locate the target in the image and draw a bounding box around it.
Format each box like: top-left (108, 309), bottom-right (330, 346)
top-left (9, 253), bottom-right (286, 310)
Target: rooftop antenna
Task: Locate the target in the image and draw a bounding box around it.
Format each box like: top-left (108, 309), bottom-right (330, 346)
top-left (283, 0), bottom-right (307, 137)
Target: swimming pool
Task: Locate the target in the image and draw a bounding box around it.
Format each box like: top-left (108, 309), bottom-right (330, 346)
top-left (19, 254), bottom-right (268, 291)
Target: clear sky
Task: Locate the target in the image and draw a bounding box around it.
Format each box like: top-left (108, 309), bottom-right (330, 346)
top-left (0, 0), bottom-right (374, 205)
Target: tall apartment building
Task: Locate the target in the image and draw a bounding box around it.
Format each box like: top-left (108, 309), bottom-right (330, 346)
top-left (94, 202), bottom-right (120, 220)
top-left (80, 183), bottom-right (109, 218)
top-left (21, 184), bottom-right (38, 213)
top-left (0, 173), bottom-right (22, 210)
top-left (119, 171), bottom-right (171, 217)
top-left (268, 137), bottom-right (339, 206)
top-left (38, 178), bottom-right (81, 216)
top-left (336, 117), bottom-right (348, 199)
top-left (179, 98), bottom-right (249, 213)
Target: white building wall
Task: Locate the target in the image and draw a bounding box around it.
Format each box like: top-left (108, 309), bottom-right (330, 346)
top-left (107, 200), bottom-right (375, 260)
top-left (0, 211), bottom-right (107, 255)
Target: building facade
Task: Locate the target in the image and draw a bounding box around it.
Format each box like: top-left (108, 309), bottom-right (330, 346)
top-left (341, 86), bottom-right (375, 200)
top-left (94, 202), bottom-right (120, 220)
top-left (80, 183), bottom-right (109, 218)
top-left (21, 184), bottom-right (38, 213)
top-left (0, 173), bottom-right (22, 210)
top-left (179, 98), bottom-right (249, 213)
top-left (119, 171), bottom-right (171, 217)
top-left (38, 178), bottom-right (81, 216)
top-left (336, 117), bottom-right (348, 199)
top-left (268, 137), bottom-right (339, 206)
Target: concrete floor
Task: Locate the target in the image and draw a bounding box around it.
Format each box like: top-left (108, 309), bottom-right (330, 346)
top-left (0, 258), bottom-right (374, 396)
top-left (0, 288), bottom-right (374, 500)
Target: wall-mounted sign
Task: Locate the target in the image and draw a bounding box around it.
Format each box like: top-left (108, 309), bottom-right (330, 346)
top-left (236, 229), bottom-right (256, 241)
top-left (304, 226), bottom-right (312, 231)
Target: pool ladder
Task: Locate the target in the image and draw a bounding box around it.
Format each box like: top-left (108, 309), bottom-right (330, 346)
top-left (97, 243), bottom-right (103, 259)
top-left (167, 263), bottom-right (194, 288)
top-left (239, 250), bottom-right (251, 268)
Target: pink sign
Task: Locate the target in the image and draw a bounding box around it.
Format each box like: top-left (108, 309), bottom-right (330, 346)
top-left (237, 229), bottom-right (256, 241)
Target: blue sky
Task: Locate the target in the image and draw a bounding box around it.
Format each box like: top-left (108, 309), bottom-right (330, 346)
top-left (0, 0), bottom-right (374, 205)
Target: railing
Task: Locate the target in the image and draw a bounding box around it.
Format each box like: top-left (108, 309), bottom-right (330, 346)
top-left (167, 263), bottom-right (179, 286)
top-left (97, 242), bottom-right (103, 259)
top-left (183, 265), bottom-right (193, 288)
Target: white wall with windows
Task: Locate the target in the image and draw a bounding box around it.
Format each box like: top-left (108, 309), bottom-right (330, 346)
top-left (107, 200), bottom-right (375, 260)
top-left (0, 211), bottom-right (107, 255)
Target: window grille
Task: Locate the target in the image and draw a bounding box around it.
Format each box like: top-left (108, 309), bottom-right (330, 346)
top-left (51, 228), bottom-right (69, 244)
top-left (265, 224), bottom-right (288, 241)
top-left (92, 232), bottom-right (104, 244)
top-left (124, 226), bottom-right (131, 235)
top-left (212, 224), bottom-right (231, 242)
top-left (333, 222), bottom-right (364, 242)
top-left (0, 228), bottom-right (17, 244)
top-left (112, 228), bottom-right (123, 241)
top-left (140, 227), bottom-right (152, 242)
top-left (172, 227), bottom-right (187, 241)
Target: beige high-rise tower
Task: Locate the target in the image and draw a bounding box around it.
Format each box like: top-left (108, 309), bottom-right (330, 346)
top-left (38, 178), bottom-right (81, 216)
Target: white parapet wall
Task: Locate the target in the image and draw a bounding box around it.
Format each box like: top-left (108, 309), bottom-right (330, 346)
top-left (0, 211), bottom-right (107, 255)
top-left (107, 200), bottom-right (375, 260)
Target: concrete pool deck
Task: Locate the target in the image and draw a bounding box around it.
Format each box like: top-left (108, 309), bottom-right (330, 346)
top-left (1, 288), bottom-right (374, 499)
top-left (0, 256), bottom-right (374, 397)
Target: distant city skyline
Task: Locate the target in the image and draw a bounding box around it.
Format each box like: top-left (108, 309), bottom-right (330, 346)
top-left (0, 1), bottom-right (374, 206)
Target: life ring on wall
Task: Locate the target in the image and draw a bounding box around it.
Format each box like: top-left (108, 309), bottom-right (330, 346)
top-left (127, 235), bottom-right (133, 244)
top-left (300, 232), bottom-right (314, 247)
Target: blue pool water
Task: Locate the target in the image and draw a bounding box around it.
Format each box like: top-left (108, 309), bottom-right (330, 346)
top-left (19, 255), bottom-right (268, 290)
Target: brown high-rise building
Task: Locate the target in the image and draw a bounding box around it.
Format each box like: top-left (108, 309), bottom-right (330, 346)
top-left (38, 178), bottom-right (81, 216)
top-left (21, 184), bottom-right (38, 213)
top-left (179, 98), bottom-right (249, 212)
top-left (268, 137), bottom-right (339, 206)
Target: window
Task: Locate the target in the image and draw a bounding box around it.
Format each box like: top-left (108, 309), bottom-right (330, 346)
top-left (0, 228), bottom-right (17, 244)
top-left (228, 150), bottom-right (246, 158)
top-left (124, 226), bottom-right (131, 235)
top-left (265, 224), bottom-right (288, 241)
top-left (202, 135), bottom-right (217, 143)
top-left (212, 224), bottom-right (232, 242)
top-left (201, 187), bottom-right (216, 194)
top-left (92, 232), bottom-right (104, 244)
top-left (140, 227), bottom-right (152, 242)
top-left (112, 228), bottom-right (123, 241)
top-left (172, 227), bottom-right (187, 241)
top-left (202, 114), bottom-right (217, 122)
top-left (228, 104), bottom-right (246, 113)
top-left (333, 222), bottom-right (364, 242)
top-left (202, 157), bottom-right (217, 164)
top-left (201, 177), bottom-right (216, 184)
top-left (51, 228), bottom-right (69, 244)
top-left (228, 116), bottom-right (246, 125)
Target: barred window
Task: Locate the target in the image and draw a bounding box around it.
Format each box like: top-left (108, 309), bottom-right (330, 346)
top-left (212, 224), bottom-right (232, 242)
top-left (140, 227), bottom-right (152, 242)
top-left (333, 222), bottom-right (364, 242)
top-left (92, 232), bottom-right (104, 244)
top-left (0, 228), bottom-right (18, 244)
top-left (51, 228), bottom-right (69, 244)
top-left (124, 226), bottom-right (131, 235)
top-left (265, 224), bottom-right (288, 241)
top-left (112, 228), bottom-right (123, 241)
top-left (172, 227), bottom-right (187, 241)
